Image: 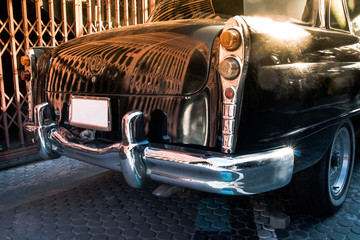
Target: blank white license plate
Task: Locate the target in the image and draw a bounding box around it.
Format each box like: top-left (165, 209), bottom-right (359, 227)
top-left (70, 96), bottom-right (111, 131)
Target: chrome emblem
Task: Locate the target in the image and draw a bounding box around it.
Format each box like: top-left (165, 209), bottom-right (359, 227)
top-left (89, 55), bottom-right (104, 74)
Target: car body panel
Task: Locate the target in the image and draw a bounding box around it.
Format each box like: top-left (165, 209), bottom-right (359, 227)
top-left (236, 16), bottom-right (360, 171)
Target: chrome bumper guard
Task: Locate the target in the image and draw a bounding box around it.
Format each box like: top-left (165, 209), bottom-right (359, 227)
top-left (24, 103), bottom-right (294, 195)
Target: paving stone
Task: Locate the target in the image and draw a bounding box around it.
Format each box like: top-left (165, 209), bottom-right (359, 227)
top-left (57, 232), bottom-right (75, 239)
top-left (200, 198), bottom-right (213, 204)
top-left (157, 232), bottom-right (173, 240)
top-left (173, 233), bottom-right (191, 240)
top-left (177, 219), bottom-right (192, 228)
top-left (138, 230), bottom-right (156, 239)
top-left (56, 218), bottom-right (72, 225)
top-left (255, 216), bottom-right (269, 225)
top-left (263, 223), bottom-right (275, 232)
top-left (270, 212), bottom-right (290, 229)
top-left (260, 210), bottom-right (270, 218)
top-left (291, 230), bottom-right (308, 239)
top-left (151, 223), bottom-right (167, 232)
top-left (299, 223), bottom-right (316, 232)
top-left (99, 215), bottom-right (114, 222)
top-left (101, 221), bottom-right (118, 229)
top-left (197, 219), bottom-right (211, 229)
top-left (236, 228), bottom-right (256, 237)
top-left (338, 219), bottom-right (355, 227)
top-left (207, 202), bottom-right (221, 210)
top-left (145, 216), bottom-right (162, 225)
top-left (334, 225), bottom-right (350, 234)
top-left (122, 229), bottom-right (139, 238)
top-left (354, 221), bottom-right (360, 227)
top-left (212, 221), bottom-right (229, 230)
top-left (73, 226), bottom-right (90, 234)
top-left (329, 232), bottom-right (346, 240)
top-left (91, 235), bottom-right (108, 240)
top-left (161, 217), bottom-right (178, 225)
top-left (198, 208), bottom-right (212, 216)
top-left (168, 225), bottom-right (184, 233)
top-left (258, 229), bottom-right (272, 238)
top-left (315, 225), bottom-right (333, 234)
top-left (214, 208), bottom-right (228, 216)
top-left (71, 219), bottom-right (87, 226)
top-left (157, 211), bottom-right (172, 218)
top-left (89, 226), bottom-right (105, 235)
top-left (348, 233), bottom-right (360, 240)
top-left (309, 231), bottom-right (328, 240)
top-left (105, 228), bottom-right (122, 236)
top-left (115, 214), bottom-right (130, 222)
top-left (205, 214), bottom-right (219, 222)
top-left (134, 222), bottom-right (150, 232)
top-left (41, 233), bottom-right (58, 240)
top-left (130, 215), bottom-right (146, 223)
top-left (87, 220), bottom-right (103, 227)
top-left (56, 225), bottom-right (72, 233)
top-left (253, 204), bottom-right (266, 212)
top-left (351, 225), bottom-right (360, 234)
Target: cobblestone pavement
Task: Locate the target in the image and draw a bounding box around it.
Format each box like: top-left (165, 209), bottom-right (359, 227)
top-left (0, 156), bottom-right (359, 240)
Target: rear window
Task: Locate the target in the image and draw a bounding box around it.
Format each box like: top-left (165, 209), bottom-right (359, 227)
top-left (347, 0), bottom-right (360, 34)
top-left (243, 0), bottom-right (314, 23)
top-left (330, 0), bottom-right (349, 31)
top-left (148, 0), bottom-right (315, 24)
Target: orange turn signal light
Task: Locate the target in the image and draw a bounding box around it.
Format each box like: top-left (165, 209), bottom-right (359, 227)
top-left (20, 55), bottom-right (30, 67)
top-left (220, 29), bottom-right (241, 51)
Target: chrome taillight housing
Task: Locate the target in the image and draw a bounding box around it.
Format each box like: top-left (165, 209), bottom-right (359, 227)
top-left (22, 47), bottom-right (52, 121)
top-left (219, 16), bottom-right (250, 154)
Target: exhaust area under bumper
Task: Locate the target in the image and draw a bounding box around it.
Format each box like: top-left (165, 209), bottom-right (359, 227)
top-left (24, 103), bottom-right (294, 195)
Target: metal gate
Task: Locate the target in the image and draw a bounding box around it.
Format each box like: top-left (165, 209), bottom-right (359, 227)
top-left (0, 0), bottom-right (156, 160)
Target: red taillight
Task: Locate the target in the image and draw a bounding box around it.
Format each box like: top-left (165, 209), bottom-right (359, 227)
top-left (225, 88), bottom-right (235, 99)
top-left (20, 70), bottom-right (31, 81)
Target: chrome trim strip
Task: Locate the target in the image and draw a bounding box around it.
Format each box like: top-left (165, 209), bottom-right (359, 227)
top-left (27, 47), bottom-right (54, 121)
top-left (27, 49), bottom-right (35, 121)
top-left (319, 0), bottom-right (326, 28)
top-left (25, 104), bottom-right (294, 195)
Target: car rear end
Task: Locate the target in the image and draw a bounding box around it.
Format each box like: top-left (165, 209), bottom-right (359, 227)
top-left (23, 7), bottom-right (294, 196)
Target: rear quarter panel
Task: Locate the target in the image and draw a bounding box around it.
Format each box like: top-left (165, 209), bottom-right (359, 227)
top-left (238, 17), bottom-right (360, 172)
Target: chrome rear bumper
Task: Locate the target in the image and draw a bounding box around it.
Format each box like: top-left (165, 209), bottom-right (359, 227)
top-left (24, 103), bottom-right (294, 195)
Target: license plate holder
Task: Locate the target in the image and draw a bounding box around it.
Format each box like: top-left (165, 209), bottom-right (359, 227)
top-left (69, 96), bottom-right (111, 131)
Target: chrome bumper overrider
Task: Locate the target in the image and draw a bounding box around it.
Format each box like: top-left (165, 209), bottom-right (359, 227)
top-left (24, 103), bottom-right (294, 195)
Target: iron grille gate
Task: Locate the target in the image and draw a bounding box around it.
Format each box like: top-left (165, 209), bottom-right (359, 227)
top-left (0, 0), bottom-right (156, 160)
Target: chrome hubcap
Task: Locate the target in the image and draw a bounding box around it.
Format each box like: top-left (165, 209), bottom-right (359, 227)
top-left (328, 127), bottom-right (351, 197)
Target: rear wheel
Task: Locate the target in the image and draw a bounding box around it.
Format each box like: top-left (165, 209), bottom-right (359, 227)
top-left (327, 123), bottom-right (353, 207)
top-left (292, 120), bottom-right (355, 215)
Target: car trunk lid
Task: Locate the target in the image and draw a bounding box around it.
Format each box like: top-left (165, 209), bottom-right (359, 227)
top-left (47, 19), bottom-right (224, 96)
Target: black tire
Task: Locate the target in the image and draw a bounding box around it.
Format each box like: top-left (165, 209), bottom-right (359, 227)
top-left (292, 120), bottom-right (355, 215)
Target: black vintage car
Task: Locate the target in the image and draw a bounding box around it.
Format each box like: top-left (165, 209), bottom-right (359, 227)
top-left (23, 0), bottom-right (360, 215)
